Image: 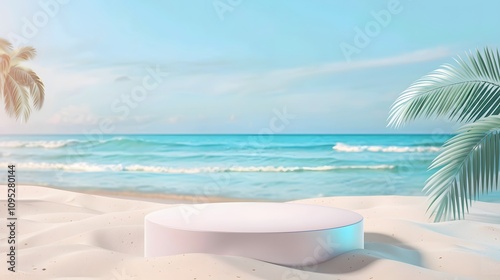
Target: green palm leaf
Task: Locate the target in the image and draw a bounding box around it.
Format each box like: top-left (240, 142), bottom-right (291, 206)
top-left (389, 47), bottom-right (500, 222)
top-left (388, 48), bottom-right (500, 127)
top-left (425, 115), bottom-right (500, 222)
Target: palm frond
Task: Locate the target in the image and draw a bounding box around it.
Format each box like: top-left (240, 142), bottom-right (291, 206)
top-left (3, 75), bottom-right (17, 117)
top-left (388, 48), bottom-right (500, 127)
top-left (27, 70), bottom-right (45, 110)
top-left (11, 46), bottom-right (36, 63)
top-left (425, 115), bottom-right (500, 222)
top-left (0, 42), bottom-right (44, 121)
top-left (0, 38), bottom-right (12, 53)
top-left (0, 69), bottom-right (4, 95)
top-left (9, 66), bottom-right (33, 86)
top-left (0, 54), bottom-right (10, 74)
top-left (5, 74), bottom-right (31, 121)
top-left (8, 66), bottom-right (44, 110)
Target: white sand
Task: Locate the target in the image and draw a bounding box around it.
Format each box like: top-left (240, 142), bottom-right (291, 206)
top-left (1, 185), bottom-right (499, 280)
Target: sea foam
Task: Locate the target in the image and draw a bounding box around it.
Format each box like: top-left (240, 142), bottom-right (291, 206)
top-left (0, 140), bottom-right (81, 149)
top-left (4, 162), bottom-right (395, 173)
top-left (332, 142), bottom-right (441, 153)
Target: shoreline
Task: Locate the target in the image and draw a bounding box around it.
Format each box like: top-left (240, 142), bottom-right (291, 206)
top-left (39, 185), bottom-right (276, 204)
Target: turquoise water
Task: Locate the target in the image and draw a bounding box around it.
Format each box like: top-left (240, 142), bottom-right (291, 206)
top-left (1, 134), bottom-right (499, 202)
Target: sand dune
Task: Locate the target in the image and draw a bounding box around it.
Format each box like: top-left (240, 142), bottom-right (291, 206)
top-left (1, 185), bottom-right (499, 279)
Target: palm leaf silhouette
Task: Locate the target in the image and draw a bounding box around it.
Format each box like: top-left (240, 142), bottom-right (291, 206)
top-left (0, 38), bottom-right (45, 122)
top-left (425, 115), bottom-right (500, 221)
top-left (11, 46), bottom-right (37, 63)
top-left (389, 48), bottom-right (500, 127)
top-left (388, 48), bottom-right (500, 221)
top-left (0, 38), bottom-right (12, 53)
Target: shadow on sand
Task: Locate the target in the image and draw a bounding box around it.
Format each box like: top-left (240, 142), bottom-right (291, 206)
top-left (215, 232), bottom-right (424, 278)
top-left (306, 232), bottom-right (423, 274)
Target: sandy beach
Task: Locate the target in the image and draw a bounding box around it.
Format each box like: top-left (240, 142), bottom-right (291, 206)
top-left (1, 185), bottom-right (499, 280)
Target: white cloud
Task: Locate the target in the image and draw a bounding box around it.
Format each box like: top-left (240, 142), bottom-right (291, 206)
top-left (267, 47), bottom-right (452, 80)
top-left (26, 63), bottom-right (105, 96)
top-left (49, 105), bottom-right (98, 125)
top-left (0, 46), bottom-right (455, 134)
top-left (157, 46), bottom-right (453, 97)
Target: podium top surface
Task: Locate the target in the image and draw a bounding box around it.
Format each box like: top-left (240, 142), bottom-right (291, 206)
top-left (145, 202), bottom-right (363, 233)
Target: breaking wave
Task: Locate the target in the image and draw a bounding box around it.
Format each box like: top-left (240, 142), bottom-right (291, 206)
top-left (4, 162), bottom-right (395, 173)
top-left (332, 142), bottom-right (441, 153)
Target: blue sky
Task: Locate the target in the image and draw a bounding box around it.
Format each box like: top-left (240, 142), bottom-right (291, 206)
top-left (1, 0), bottom-right (500, 134)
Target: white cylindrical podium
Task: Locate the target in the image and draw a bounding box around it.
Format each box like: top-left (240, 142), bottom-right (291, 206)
top-left (145, 202), bottom-right (363, 266)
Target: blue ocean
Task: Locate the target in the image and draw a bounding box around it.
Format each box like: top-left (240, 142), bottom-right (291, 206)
top-left (2, 134), bottom-right (499, 202)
